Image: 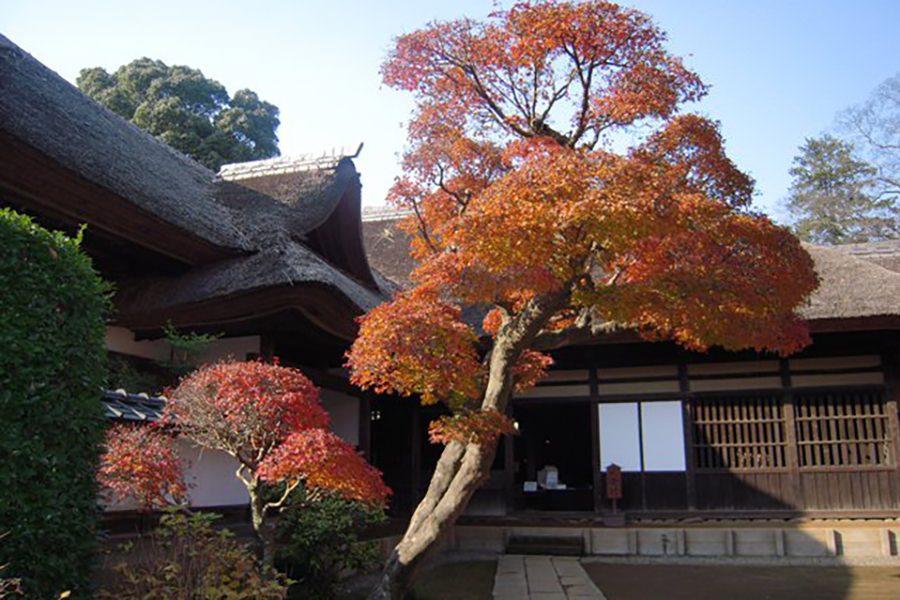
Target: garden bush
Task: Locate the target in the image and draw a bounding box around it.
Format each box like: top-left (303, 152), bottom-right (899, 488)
top-left (277, 490), bottom-right (386, 600)
top-left (100, 510), bottom-right (289, 600)
top-left (0, 209), bottom-right (111, 598)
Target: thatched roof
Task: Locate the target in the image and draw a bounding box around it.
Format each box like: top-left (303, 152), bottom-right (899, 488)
top-left (362, 206), bottom-right (417, 286)
top-left (801, 243), bottom-right (900, 321)
top-left (0, 34), bottom-right (244, 252)
top-left (115, 240), bottom-right (384, 320)
top-left (831, 239), bottom-right (900, 274)
top-left (0, 34), bottom-right (390, 330)
top-left (220, 154), bottom-right (357, 238)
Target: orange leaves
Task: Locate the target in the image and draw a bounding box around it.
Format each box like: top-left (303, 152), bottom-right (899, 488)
top-left (346, 288), bottom-right (481, 406)
top-left (428, 410), bottom-right (517, 445)
top-left (589, 202), bottom-right (818, 355)
top-left (512, 350), bottom-right (554, 392)
top-left (366, 0), bottom-right (819, 419)
top-left (258, 429), bottom-right (390, 506)
top-left (98, 424), bottom-right (186, 510)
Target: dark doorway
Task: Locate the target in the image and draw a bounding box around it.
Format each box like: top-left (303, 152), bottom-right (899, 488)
top-left (513, 402), bottom-right (593, 511)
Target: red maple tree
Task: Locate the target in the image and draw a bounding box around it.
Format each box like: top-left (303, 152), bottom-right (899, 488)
top-left (99, 361), bottom-right (390, 564)
top-left (346, 2), bottom-right (818, 598)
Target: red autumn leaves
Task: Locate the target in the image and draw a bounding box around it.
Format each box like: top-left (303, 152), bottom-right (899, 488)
top-left (99, 361), bottom-right (390, 510)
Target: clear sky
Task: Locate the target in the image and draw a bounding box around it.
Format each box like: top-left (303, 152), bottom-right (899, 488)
top-left (4, 0), bottom-right (898, 221)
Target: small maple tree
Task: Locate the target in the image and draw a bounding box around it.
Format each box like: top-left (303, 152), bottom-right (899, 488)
top-left (99, 361), bottom-right (390, 565)
top-left (346, 2), bottom-right (819, 598)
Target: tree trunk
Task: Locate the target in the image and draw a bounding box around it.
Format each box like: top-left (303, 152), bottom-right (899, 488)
top-left (367, 292), bottom-right (566, 599)
top-left (367, 439), bottom-right (498, 600)
top-left (247, 478), bottom-right (276, 566)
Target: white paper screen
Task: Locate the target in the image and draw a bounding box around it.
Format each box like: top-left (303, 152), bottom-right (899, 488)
top-left (598, 402), bottom-right (641, 471)
top-left (640, 401), bottom-right (686, 471)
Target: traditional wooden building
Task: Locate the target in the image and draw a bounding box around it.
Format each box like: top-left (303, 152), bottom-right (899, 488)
top-left (0, 35), bottom-right (387, 510)
top-left (363, 211), bottom-right (900, 560)
top-left (4, 32), bottom-right (899, 560)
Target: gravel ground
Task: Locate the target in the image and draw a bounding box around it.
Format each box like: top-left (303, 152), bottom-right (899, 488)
top-left (582, 562), bottom-right (900, 600)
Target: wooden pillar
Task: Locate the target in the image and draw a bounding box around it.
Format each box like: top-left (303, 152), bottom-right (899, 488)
top-left (880, 349), bottom-right (900, 508)
top-left (410, 400), bottom-right (422, 509)
top-left (504, 416), bottom-right (516, 513)
top-left (678, 360), bottom-right (697, 510)
top-left (358, 392), bottom-right (372, 460)
top-left (780, 358), bottom-right (802, 508)
top-left (259, 333), bottom-right (276, 360)
top-left (589, 347), bottom-right (603, 513)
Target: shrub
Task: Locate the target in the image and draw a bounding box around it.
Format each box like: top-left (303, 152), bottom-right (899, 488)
top-left (277, 490), bottom-right (386, 600)
top-left (0, 209), bottom-right (111, 597)
top-left (100, 510), bottom-right (289, 600)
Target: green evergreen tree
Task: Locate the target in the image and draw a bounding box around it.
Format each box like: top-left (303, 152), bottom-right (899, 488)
top-left (77, 58), bottom-right (280, 171)
top-left (786, 135), bottom-right (897, 244)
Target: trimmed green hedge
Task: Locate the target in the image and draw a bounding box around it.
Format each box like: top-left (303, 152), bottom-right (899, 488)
top-left (0, 209), bottom-right (111, 598)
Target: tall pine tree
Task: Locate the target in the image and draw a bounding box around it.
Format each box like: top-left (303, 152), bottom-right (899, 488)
top-left (786, 135), bottom-right (896, 244)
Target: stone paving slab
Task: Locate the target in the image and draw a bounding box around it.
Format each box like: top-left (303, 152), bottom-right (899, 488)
top-left (493, 555), bottom-right (607, 600)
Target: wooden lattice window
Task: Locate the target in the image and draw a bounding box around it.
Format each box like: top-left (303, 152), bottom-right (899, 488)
top-left (691, 395), bottom-right (786, 470)
top-left (794, 390), bottom-right (893, 468)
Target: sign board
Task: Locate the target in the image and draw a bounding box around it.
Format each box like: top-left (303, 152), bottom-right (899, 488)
top-left (605, 463), bottom-right (623, 500)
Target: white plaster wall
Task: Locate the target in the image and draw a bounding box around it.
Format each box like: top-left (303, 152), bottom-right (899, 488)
top-left (105, 327), bottom-right (260, 365)
top-left (178, 439), bottom-right (249, 508)
top-left (105, 326), bottom-right (169, 360)
top-left (197, 336), bottom-right (260, 364)
top-left (320, 389), bottom-right (360, 446)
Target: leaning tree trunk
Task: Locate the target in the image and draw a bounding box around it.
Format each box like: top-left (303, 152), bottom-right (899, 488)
top-left (367, 293), bottom-right (565, 600)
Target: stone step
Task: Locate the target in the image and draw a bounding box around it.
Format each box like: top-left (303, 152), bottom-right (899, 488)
top-left (507, 536), bottom-right (584, 556)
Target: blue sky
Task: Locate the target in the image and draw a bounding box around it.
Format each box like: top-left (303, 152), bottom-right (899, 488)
top-left (4, 0), bottom-right (898, 220)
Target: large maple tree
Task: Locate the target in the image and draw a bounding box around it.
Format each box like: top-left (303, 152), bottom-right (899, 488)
top-left (346, 2), bottom-right (818, 598)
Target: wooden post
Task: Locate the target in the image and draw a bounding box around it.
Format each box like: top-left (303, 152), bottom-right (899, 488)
top-left (880, 349), bottom-right (900, 508)
top-left (678, 360), bottom-right (697, 510)
top-left (358, 392), bottom-right (372, 460)
top-left (410, 400), bottom-right (422, 509)
top-left (589, 347), bottom-right (603, 513)
top-left (504, 405), bottom-right (516, 513)
top-left (780, 358), bottom-right (802, 508)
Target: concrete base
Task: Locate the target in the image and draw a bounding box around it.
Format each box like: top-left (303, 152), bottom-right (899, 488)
top-left (445, 520), bottom-right (900, 563)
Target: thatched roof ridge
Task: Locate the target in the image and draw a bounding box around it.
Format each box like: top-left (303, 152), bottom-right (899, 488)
top-left (362, 205), bottom-right (413, 222)
top-left (0, 34), bottom-right (246, 252)
top-left (218, 155), bottom-right (359, 238)
top-left (798, 243), bottom-right (900, 321)
top-left (831, 239), bottom-right (900, 274)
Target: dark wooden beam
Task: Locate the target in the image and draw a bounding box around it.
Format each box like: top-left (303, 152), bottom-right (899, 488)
top-left (780, 359), bottom-right (803, 508)
top-left (589, 347), bottom-right (602, 513)
top-left (880, 349), bottom-right (900, 509)
top-left (678, 359), bottom-right (697, 510)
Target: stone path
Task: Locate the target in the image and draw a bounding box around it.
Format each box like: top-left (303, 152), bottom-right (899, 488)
top-left (493, 555), bottom-right (607, 600)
